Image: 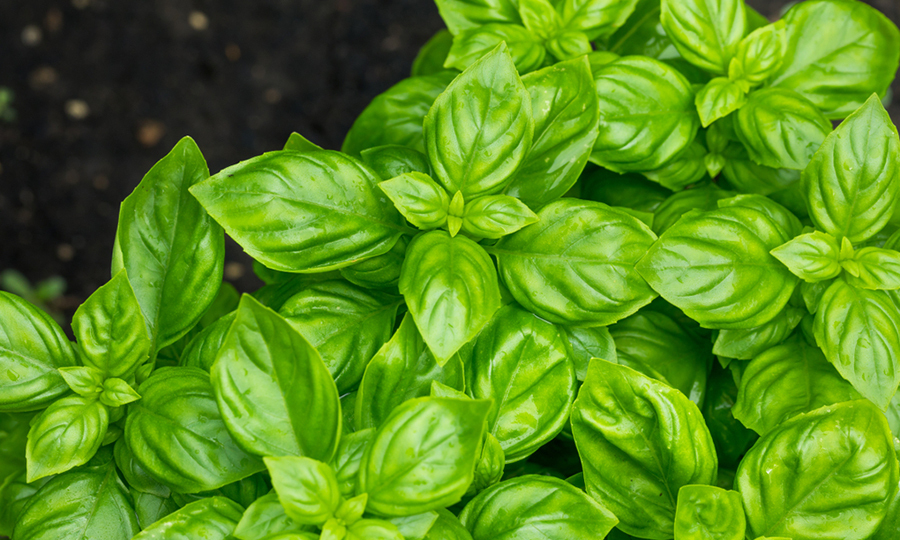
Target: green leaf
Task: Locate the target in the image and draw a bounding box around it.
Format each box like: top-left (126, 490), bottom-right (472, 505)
top-left (342, 72), bottom-right (456, 156)
top-left (461, 195), bottom-right (537, 239)
top-left (608, 309), bottom-right (711, 405)
top-left (266, 456), bottom-right (341, 525)
top-left (346, 519), bottom-right (405, 540)
top-left (642, 139), bottom-right (708, 191)
top-left (339, 234), bottom-right (409, 291)
top-left (191, 150), bottom-right (408, 273)
top-left (125, 366), bottom-right (264, 493)
top-left (361, 145), bottom-right (432, 180)
top-left (651, 183), bottom-right (735, 235)
top-left (388, 511), bottom-right (440, 540)
top-left (329, 428), bottom-right (375, 498)
top-left (280, 280), bottom-right (402, 393)
top-left (517, 0), bottom-right (561, 38)
top-left (212, 295), bottom-right (341, 460)
top-left (571, 359), bottom-right (718, 539)
top-left (356, 314), bottom-right (465, 430)
top-left (803, 95), bottom-right (900, 244)
top-left (283, 132), bottom-right (322, 152)
top-left (660, 0), bottom-right (746, 74)
top-left (545, 31), bottom-right (592, 61)
top-left (734, 88), bottom-right (832, 170)
top-left (467, 304), bottom-right (576, 462)
top-left (736, 400), bottom-right (899, 539)
top-left (399, 230), bottom-right (501, 362)
top-left (132, 497), bottom-right (243, 540)
top-left (0, 292), bottom-right (77, 412)
top-left (813, 279), bottom-right (900, 409)
top-left (99, 378), bottom-right (140, 408)
top-left (582, 168), bottom-right (671, 214)
top-left (720, 142), bottom-right (801, 197)
top-left (770, 231), bottom-right (842, 282)
top-left (494, 199), bottom-right (658, 325)
top-left (133, 492), bottom-right (178, 530)
top-left (557, 325), bottom-right (617, 381)
top-left (114, 136), bottom-right (224, 352)
top-left (557, 0), bottom-right (639, 39)
top-left (674, 485), bottom-right (745, 540)
top-left (13, 463), bottom-right (140, 540)
top-left (711, 306), bottom-right (804, 360)
top-left (847, 247), bottom-right (900, 290)
top-left (460, 475), bottom-right (618, 539)
top-left (233, 492), bottom-right (299, 540)
top-left (58, 365), bottom-right (104, 397)
top-left (468, 432), bottom-right (505, 495)
top-left (716, 193), bottom-right (802, 239)
top-left (768, 0), bottom-right (900, 119)
top-left (413, 29), bottom-right (455, 77)
top-left (695, 77), bottom-right (746, 128)
top-left (25, 395), bottom-right (108, 481)
top-left (701, 364), bottom-right (757, 469)
top-left (425, 509), bottom-right (474, 540)
top-left (426, 43), bottom-right (533, 198)
top-left (379, 172), bottom-right (450, 230)
top-left (728, 23), bottom-right (785, 87)
top-left (448, 190), bottom-right (465, 237)
top-left (504, 57), bottom-right (599, 207)
top-left (72, 270), bottom-right (150, 378)
top-left (732, 337), bottom-right (861, 435)
top-left (445, 24), bottom-right (546, 74)
top-left (591, 56), bottom-right (699, 173)
top-left (113, 437), bottom-right (170, 498)
top-left (434, 0), bottom-right (522, 34)
top-left (359, 396), bottom-right (490, 516)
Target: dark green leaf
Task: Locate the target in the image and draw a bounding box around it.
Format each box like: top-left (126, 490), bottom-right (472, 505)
top-left (132, 497), bottom-right (243, 540)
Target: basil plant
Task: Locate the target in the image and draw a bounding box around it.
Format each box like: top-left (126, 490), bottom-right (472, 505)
top-left (3, 0), bottom-right (900, 539)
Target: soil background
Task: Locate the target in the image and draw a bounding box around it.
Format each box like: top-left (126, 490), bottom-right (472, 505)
top-left (1, 0), bottom-right (898, 321)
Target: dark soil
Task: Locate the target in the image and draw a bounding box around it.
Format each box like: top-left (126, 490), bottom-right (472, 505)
top-left (1, 0), bottom-right (898, 320)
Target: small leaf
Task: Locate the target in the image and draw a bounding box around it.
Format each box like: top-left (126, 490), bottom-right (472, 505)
top-left (847, 247), bottom-right (900, 290)
top-left (26, 396), bottom-right (109, 481)
top-left (58, 366), bottom-right (105, 397)
top-left (379, 172), bottom-right (450, 230)
top-left (660, 0), bottom-right (747, 74)
top-left (728, 23), bottom-right (785, 87)
top-left (266, 456), bottom-right (341, 525)
top-left (462, 195), bottom-right (538, 239)
top-left (696, 78), bottom-right (746, 128)
top-left (445, 24), bottom-right (546, 74)
top-left (770, 231), bottom-right (842, 282)
top-left (99, 378), bottom-right (141, 408)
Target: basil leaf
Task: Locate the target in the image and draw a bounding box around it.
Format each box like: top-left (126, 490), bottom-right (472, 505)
top-left (546, 31), bottom-right (592, 61)
top-left (494, 199), bottom-right (657, 325)
top-left (388, 511), bottom-right (440, 540)
top-left (459, 475), bottom-right (618, 539)
top-left (716, 193), bottom-right (802, 239)
top-left (660, 0), bottom-right (747, 74)
top-left (25, 395), bottom-right (108, 481)
top-left (213, 295), bottom-right (341, 460)
top-left (280, 280), bottom-right (402, 393)
top-left (114, 137), bottom-right (224, 352)
top-left (461, 195), bottom-right (537, 239)
top-left (347, 519), bottom-right (404, 540)
top-left (813, 279), bottom-right (900, 409)
top-left (608, 309), bottom-right (711, 405)
top-left (728, 23), bottom-right (785, 87)
top-left (846, 247), bottom-right (900, 290)
top-left (58, 365), bottom-right (104, 397)
top-left (233, 492), bottom-right (301, 540)
top-left (732, 337), bottom-right (861, 435)
top-left (642, 139), bottom-right (708, 191)
top-left (803, 95), bottom-right (900, 244)
top-left (505, 57), bottom-right (599, 207)
top-left (132, 497), bottom-right (243, 540)
top-left (769, 0), bottom-right (900, 118)
top-left (516, 0), bottom-right (560, 37)
top-left (467, 304), bottom-right (576, 462)
top-left (342, 72), bottom-right (456, 156)
top-left (425, 43), bottom-right (533, 198)
top-left (582, 168), bottom-right (671, 214)
top-left (591, 56), bottom-right (699, 173)
top-left (180, 312), bottom-right (235, 372)
top-left (339, 235), bottom-right (410, 291)
top-left (735, 88), bottom-right (832, 170)
top-left (701, 364), bottom-right (757, 469)
top-left (434, 0), bottom-right (522, 35)
top-left (652, 183), bottom-right (735, 235)
top-left (557, 0), bottom-right (639, 40)
top-left (13, 463), bottom-right (139, 540)
top-left (736, 400), bottom-right (899, 539)
top-left (266, 456), bottom-right (340, 525)
top-left (0, 472), bottom-right (49, 537)
top-left (283, 132), bottom-right (322, 152)
top-left (770, 231), bottom-right (842, 282)
top-left (557, 325), bottom-right (617, 381)
top-left (72, 270), bottom-right (150, 378)
top-left (113, 437), bottom-right (170, 498)
top-left (571, 359), bottom-right (717, 538)
top-left (412, 29), bottom-right (455, 77)
top-left (125, 366), bottom-right (264, 493)
top-left (468, 432), bottom-right (505, 495)
top-left (361, 145), bottom-right (432, 180)
top-left (133, 492), bottom-right (178, 529)
top-left (98, 378), bottom-right (140, 408)
top-left (637, 203), bottom-right (799, 329)
top-left (359, 396), bottom-right (490, 516)
top-left (720, 142), bottom-right (801, 197)
top-left (712, 306), bottom-right (804, 360)
top-left (695, 77), bottom-right (746, 128)
top-left (379, 172), bottom-right (450, 230)
top-left (0, 412), bottom-right (31, 482)
top-left (674, 485), bottom-right (745, 540)
top-left (356, 314), bottom-right (465, 430)
top-left (0, 292), bottom-right (77, 412)
top-left (399, 230), bottom-right (501, 362)
top-left (445, 24), bottom-right (546, 74)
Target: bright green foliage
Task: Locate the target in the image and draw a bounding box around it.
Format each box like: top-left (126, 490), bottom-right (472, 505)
top-left (674, 485), bottom-right (745, 540)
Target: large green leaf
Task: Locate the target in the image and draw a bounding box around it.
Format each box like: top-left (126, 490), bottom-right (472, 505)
top-left (591, 56), bottom-right (699, 173)
top-left (265, 456), bottom-right (340, 525)
top-left (736, 400), bottom-right (899, 539)
top-left (0, 292), bottom-right (76, 412)
top-left (125, 367), bottom-right (264, 493)
top-left (571, 359), bottom-right (718, 539)
top-left (212, 295), bottom-right (341, 460)
top-left (674, 485), bottom-right (745, 540)
top-left (445, 24), bottom-right (546, 74)
top-left (280, 281), bottom-right (402, 393)
top-left (711, 305), bottom-right (804, 360)
top-left (813, 279), bottom-right (900, 409)
top-left (557, 0), bottom-right (639, 39)
top-left (660, 0), bottom-right (746, 74)
top-left (114, 136), bottom-right (224, 352)
top-left (637, 203), bottom-right (798, 329)
top-left (190, 150), bottom-right (408, 273)
top-left (425, 43), bottom-right (533, 198)
top-left (467, 304), bottom-right (576, 462)
top-left (557, 325), bottom-right (617, 381)
top-left (459, 475), bottom-right (618, 539)
top-left (399, 230), bottom-right (501, 362)
top-left (769, 0), bottom-right (900, 118)
top-left (25, 396), bottom-right (108, 481)
top-left (803, 95), bottom-right (900, 244)
top-left (494, 199), bottom-right (657, 326)
top-left (132, 497), bottom-right (243, 540)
